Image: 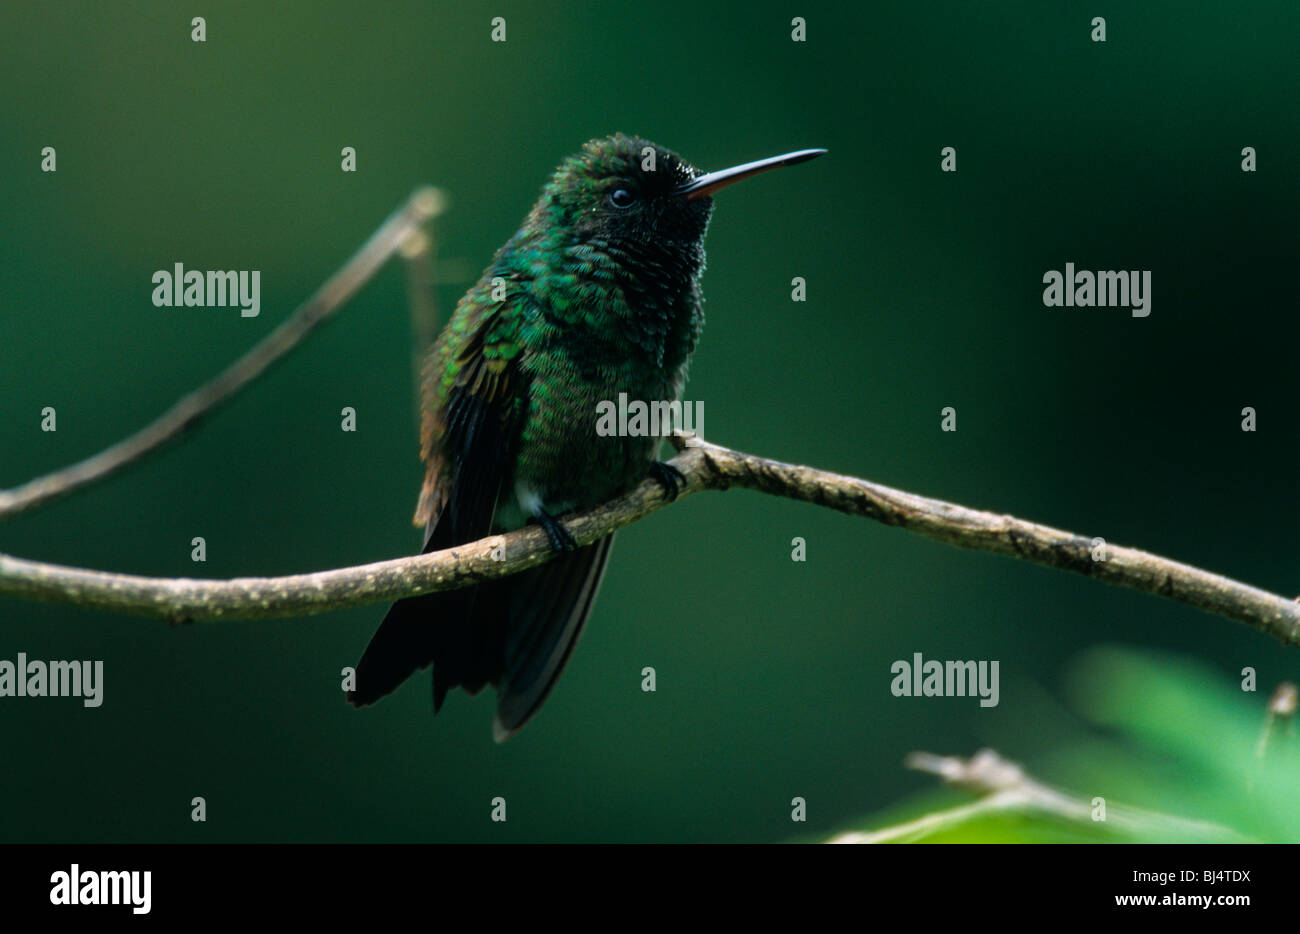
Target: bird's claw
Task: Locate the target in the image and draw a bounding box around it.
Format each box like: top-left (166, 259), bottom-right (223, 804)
top-left (532, 509), bottom-right (578, 553)
top-left (649, 461), bottom-right (688, 501)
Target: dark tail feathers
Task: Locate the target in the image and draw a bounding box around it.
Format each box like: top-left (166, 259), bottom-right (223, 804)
top-left (347, 534), bottom-right (614, 741)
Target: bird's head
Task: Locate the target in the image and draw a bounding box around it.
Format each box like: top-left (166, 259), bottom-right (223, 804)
top-left (534, 134), bottom-right (825, 258)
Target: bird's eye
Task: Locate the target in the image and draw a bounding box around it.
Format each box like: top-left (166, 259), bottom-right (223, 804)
top-left (607, 188), bottom-right (636, 209)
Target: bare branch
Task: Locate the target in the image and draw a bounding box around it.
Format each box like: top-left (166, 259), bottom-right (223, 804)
top-left (688, 438), bottom-right (1300, 647)
top-left (0, 441), bottom-right (691, 622)
top-left (827, 749), bottom-right (1246, 843)
top-left (2, 434), bottom-right (1300, 649)
top-left (0, 187), bottom-right (445, 521)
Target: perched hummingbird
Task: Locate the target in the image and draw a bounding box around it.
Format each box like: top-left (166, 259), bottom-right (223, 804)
top-left (347, 134), bottom-right (824, 741)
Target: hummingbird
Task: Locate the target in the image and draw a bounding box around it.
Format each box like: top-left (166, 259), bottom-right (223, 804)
top-left (347, 134), bottom-right (825, 741)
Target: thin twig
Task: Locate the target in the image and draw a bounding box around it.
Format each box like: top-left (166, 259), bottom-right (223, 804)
top-left (827, 749), bottom-right (1246, 843)
top-left (400, 223), bottom-right (441, 412)
top-left (2, 434), bottom-right (1300, 646)
top-left (1254, 682), bottom-right (1297, 761)
top-left (0, 187), bottom-right (445, 520)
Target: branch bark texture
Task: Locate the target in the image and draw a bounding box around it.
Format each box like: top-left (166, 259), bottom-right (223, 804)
top-left (2, 435), bottom-right (1298, 647)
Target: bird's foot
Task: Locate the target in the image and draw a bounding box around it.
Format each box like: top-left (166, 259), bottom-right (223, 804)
top-left (649, 461), bottom-right (688, 501)
top-left (531, 509), bottom-right (578, 553)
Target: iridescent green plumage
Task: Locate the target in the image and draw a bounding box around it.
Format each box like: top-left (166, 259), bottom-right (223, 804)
top-left (416, 135), bottom-right (709, 533)
top-left (347, 134), bottom-right (824, 740)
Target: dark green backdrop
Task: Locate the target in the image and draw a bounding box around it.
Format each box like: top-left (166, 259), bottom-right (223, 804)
top-left (2, 1), bottom-right (1296, 841)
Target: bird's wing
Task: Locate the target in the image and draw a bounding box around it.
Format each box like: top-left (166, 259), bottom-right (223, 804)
top-left (414, 288), bottom-right (528, 533)
top-left (348, 291), bottom-right (528, 708)
top-left (351, 283), bottom-right (617, 740)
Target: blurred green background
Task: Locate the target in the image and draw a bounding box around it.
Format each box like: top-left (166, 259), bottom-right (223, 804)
top-left (1, 1), bottom-right (1297, 842)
